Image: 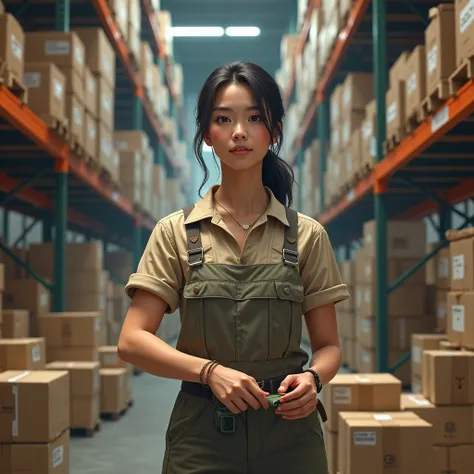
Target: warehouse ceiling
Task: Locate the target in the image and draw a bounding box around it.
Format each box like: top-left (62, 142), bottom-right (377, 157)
top-left (161, 0), bottom-right (294, 94)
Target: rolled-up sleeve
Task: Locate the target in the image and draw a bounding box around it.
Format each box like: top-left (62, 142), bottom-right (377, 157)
top-left (300, 225), bottom-right (350, 313)
top-left (124, 220), bottom-right (183, 314)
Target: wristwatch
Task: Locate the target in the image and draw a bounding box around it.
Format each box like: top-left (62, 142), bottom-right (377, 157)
top-left (304, 369), bottom-right (323, 393)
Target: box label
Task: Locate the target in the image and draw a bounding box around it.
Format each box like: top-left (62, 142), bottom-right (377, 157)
top-left (408, 395), bottom-right (430, 406)
top-left (407, 72), bottom-right (417, 96)
top-left (52, 445), bottom-right (64, 468)
top-left (353, 431), bottom-right (376, 446)
top-left (438, 257), bottom-right (449, 279)
top-left (53, 79), bottom-right (64, 100)
top-left (40, 293), bottom-right (48, 307)
top-left (23, 72), bottom-right (41, 88)
top-left (103, 96), bottom-right (112, 113)
top-left (412, 346), bottom-right (421, 364)
top-left (362, 350), bottom-right (371, 363)
top-left (438, 303), bottom-right (447, 320)
top-left (460, 0), bottom-right (474, 34)
top-left (362, 318), bottom-right (371, 333)
top-left (387, 102), bottom-right (397, 124)
top-left (364, 289), bottom-right (371, 304)
top-left (431, 106), bottom-right (449, 133)
top-left (73, 107), bottom-right (82, 126)
top-left (373, 414), bottom-right (392, 421)
top-left (45, 40), bottom-right (70, 56)
top-left (427, 45), bottom-right (438, 74)
top-left (32, 344), bottom-right (41, 362)
top-left (333, 387), bottom-right (352, 405)
top-left (89, 123), bottom-right (96, 140)
top-left (452, 255), bottom-right (465, 280)
top-left (452, 305), bottom-right (465, 332)
top-left (363, 121), bottom-right (372, 139)
top-left (103, 57), bottom-right (112, 76)
top-left (115, 140), bottom-right (128, 151)
top-left (11, 34), bottom-right (23, 61)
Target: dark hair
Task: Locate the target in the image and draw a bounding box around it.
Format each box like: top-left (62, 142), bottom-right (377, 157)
top-left (193, 61), bottom-right (295, 207)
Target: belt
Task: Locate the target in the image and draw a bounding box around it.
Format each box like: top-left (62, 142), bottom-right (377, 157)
top-left (181, 379), bottom-right (328, 423)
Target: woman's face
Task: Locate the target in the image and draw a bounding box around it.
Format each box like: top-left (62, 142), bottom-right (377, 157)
top-left (204, 83), bottom-right (274, 172)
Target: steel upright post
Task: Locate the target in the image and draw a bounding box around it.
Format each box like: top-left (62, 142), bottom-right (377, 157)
top-left (318, 99), bottom-right (328, 214)
top-left (55, 0), bottom-right (70, 31)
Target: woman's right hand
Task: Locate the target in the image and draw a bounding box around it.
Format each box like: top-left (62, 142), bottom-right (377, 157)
top-left (208, 365), bottom-right (270, 414)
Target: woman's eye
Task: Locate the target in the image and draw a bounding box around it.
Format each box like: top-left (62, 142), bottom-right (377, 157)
top-left (216, 116), bottom-right (229, 123)
top-left (249, 115), bottom-right (261, 122)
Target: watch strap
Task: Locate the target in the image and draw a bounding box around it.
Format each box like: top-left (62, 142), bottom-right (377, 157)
top-left (304, 368), bottom-right (323, 393)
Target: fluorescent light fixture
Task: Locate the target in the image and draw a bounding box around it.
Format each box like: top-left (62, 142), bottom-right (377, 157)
top-left (171, 27), bottom-right (224, 37)
top-left (225, 27), bottom-right (261, 37)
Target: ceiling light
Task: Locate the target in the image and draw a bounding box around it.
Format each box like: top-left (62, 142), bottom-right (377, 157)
top-left (225, 27), bottom-right (261, 37)
top-left (171, 27), bottom-right (224, 37)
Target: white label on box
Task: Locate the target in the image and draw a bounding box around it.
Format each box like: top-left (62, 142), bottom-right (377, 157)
top-left (438, 257), bottom-right (449, 279)
top-left (363, 121), bottom-right (372, 139)
top-left (407, 72), bottom-right (417, 96)
top-left (11, 34), bottom-right (23, 60)
top-left (45, 40), bottom-right (70, 56)
top-left (387, 102), bottom-right (397, 124)
top-left (95, 317), bottom-right (100, 331)
top-left (412, 382), bottom-right (421, 394)
top-left (373, 414), bottom-right (392, 421)
top-left (103, 96), bottom-right (111, 112)
top-left (452, 255), bottom-right (465, 280)
top-left (355, 376), bottom-right (372, 383)
top-left (89, 123), bottom-right (96, 140)
top-left (23, 72), bottom-right (41, 88)
top-left (347, 190), bottom-right (355, 202)
top-left (115, 140), bottom-right (128, 151)
top-left (437, 303), bottom-right (447, 320)
top-left (113, 153), bottom-right (119, 166)
top-left (343, 122), bottom-right (350, 145)
top-left (40, 293), bottom-right (48, 307)
top-left (112, 191), bottom-right (119, 201)
top-left (75, 45), bottom-right (85, 65)
top-left (333, 387), bottom-right (352, 405)
top-left (452, 305), bottom-right (465, 332)
top-left (370, 137), bottom-right (376, 157)
top-left (408, 395), bottom-right (430, 406)
top-left (32, 344), bottom-right (41, 362)
top-left (412, 346), bottom-right (421, 364)
top-left (52, 445), bottom-right (64, 468)
top-left (353, 431), bottom-right (376, 446)
top-left (428, 45), bottom-right (438, 74)
top-left (362, 318), bottom-right (371, 333)
top-left (460, 0), bottom-right (474, 34)
top-left (73, 107), bottom-right (81, 125)
top-left (365, 263), bottom-right (372, 279)
top-left (431, 106), bottom-right (449, 133)
top-left (362, 350), bottom-right (371, 363)
top-left (53, 79), bottom-right (64, 100)
top-left (103, 57), bottom-right (112, 76)
top-left (102, 139), bottom-right (112, 158)
top-left (12, 385), bottom-right (19, 437)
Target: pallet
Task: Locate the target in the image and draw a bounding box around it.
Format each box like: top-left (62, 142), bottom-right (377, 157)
top-left (405, 109), bottom-right (421, 134)
top-left (383, 129), bottom-right (405, 155)
top-left (416, 80), bottom-right (450, 122)
top-left (100, 167), bottom-right (119, 190)
top-left (70, 420), bottom-right (101, 437)
top-left (449, 56), bottom-right (474, 96)
top-left (100, 400), bottom-right (133, 421)
top-left (69, 137), bottom-right (86, 158)
top-left (40, 114), bottom-right (70, 141)
top-left (0, 64), bottom-right (28, 103)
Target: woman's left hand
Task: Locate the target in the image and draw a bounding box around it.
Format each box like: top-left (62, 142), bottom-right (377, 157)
top-left (275, 372), bottom-right (318, 420)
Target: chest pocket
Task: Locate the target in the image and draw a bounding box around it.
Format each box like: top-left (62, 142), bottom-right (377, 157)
top-left (180, 278), bottom-right (304, 363)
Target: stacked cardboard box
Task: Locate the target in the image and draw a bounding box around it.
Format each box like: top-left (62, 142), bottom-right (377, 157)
top-left (0, 370), bottom-right (70, 474)
top-left (322, 373), bottom-right (402, 474)
top-left (354, 220), bottom-right (436, 384)
top-left (46, 361), bottom-right (100, 431)
top-left (98, 346), bottom-right (133, 403)
top-left (1, 310), bottom-right (29, 338)
top-left (0, 337), bottom-right (46, 371)
top-left (360, 99), bottom-right (376, 172)
top-left (301, 140), bottom-right (320, 217)
top-left (100, 368), bottom-right (129, 415)
top-left (39, 312), bottom-right (102, 363)
top-left (153, 163), bottom-right (166, 219)
top-left (455, 0), bottom-right (474, 72)
top-left (337, 260), bottom-right (356, 368)
top-left (109, 0), bottom-right (128, 41)
top-left (25, 31), bottom-right (86, 151)
top-left (128, 0), bottom-right (141, 64)
top-left (0, 263), bottom-right (3, 336)
top-left (156, 10), bottom-right (173, 58)
top-left (140, 41), bottom-right (154, 98)
top-left (404, 45), bottom-right (426, 125)
top-left (447, 228), bottom-right (474, 350)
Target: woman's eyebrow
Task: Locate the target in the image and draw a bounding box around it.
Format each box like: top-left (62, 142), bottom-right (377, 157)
top-left (212, 106), bottom-right (259, 112)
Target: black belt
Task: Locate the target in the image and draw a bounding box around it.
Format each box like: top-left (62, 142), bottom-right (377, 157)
top-left (181, 379), bottom-right (327, 423)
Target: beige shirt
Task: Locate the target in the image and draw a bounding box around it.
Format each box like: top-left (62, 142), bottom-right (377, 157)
top-left (125, 185), bottom-right (349, 314)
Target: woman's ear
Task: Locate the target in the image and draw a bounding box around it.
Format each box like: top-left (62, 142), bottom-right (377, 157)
top-left (204, 135), bottom-right (212, 147)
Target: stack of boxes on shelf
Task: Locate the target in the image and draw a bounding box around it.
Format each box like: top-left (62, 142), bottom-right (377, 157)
top-left (301, 140), bottom-right (320, 217)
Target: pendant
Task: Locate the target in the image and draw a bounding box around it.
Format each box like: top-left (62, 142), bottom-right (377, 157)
top-left (242, 224), bottom-right (250, 230)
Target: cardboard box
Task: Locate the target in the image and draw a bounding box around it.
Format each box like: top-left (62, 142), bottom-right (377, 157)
top-left (96, 76), bottom-right (114, 131)
top-left (46, 347), bottom-right (98, 363)
top-left (23, 63), bottom-right (66, 122)
top-left (330, 84), bottom-right (342, 127)
top-left (433, 444), bottom-right (474, 474)
top-left (426, 245), bottom-right (451, 289)
top-left (114, 130), bottom-right (149, 152)
top-left (56, 66), bottom-right (84, 105)
top-left (357, 256), bottom-right (426, 285)
top-left (98, 345), bottom-right (128, 369)
top-left (386, 81), bottom-right (405, 138)
top-left (128, 0), bottom-right (141, 30)
top-left (0, 338), bottom-right (45, 371)
top-left (424, 4), bottom-right (456, 98)
top-left (360, 99), bottom-right (376, 169)
top-left (422, 350), bottom-right (474, 405)
top-left (363, 220), bottom-right (426, 258)
top-left (25, 31), bottom-right (85, 80)
top-left (450, 233), bottom-right (474, 291)
top-left (439, 339), bottom-right (461, 350)
top-left (65, 269), bottom-right (108, 295)
top-left (97, 122), bottom-right (118, 180)
top-left (0, 370), bottom-right (69, 443)
top-left (325, 373), bottom-right (401, 432)
top-left (437, 289), bottom-right (449, 331)
top-left (66, 93), bottom-right (84, 145)
top-left (1, 310), bottom-right (29, 338)
top-left (73, 28), bottom-right (115, 89)
top-left (456, 0), bottom-right (474, 66)
top-left (83, 111), bottom-right (97, 159)
top-left (39, 312), bottom-right (101, 348)
top-left (357, 347), bottom-right (411, 385)
top-left (0, 1), bottom-right (4, 14)
top-left (401, 393), bottom-right (474, 445)
top-left (405, 45), bottom-right (426, 119)
top-left (447, 291), bottom-right (474, 349)
top-left (84, 66), bottom-right (97, 116)
top-left (100, 368), bottom-right (128, 413)
top-left (0, 14), bottom-right (25, 81)
top-left (412, 373), bottom-right (422, 394)
top-left (110, 0), bottom-right (128, 40)
top-left (338, 412), bottom-right (433, 474)
top-left (411, 334), bottom-right (447, 377)
top-left (389, 51), bottom-right (410, 88)
top-left (0, 429), bottom-right (70, 474)
top-left (341, 109), bottom-right (365, 150)
top-left (341, 73), bottom-right (374, 114)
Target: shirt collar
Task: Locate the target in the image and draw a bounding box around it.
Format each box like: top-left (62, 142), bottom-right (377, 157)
top-left (183, 184), bottom-right (289, 227)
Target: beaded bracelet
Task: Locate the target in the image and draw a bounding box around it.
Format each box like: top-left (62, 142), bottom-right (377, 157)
top-left (204, 361), bottom-right (220, 386)
top-left (200, 360), bottom-right (217, 387)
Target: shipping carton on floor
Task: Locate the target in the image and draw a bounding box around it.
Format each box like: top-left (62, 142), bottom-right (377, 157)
top-left (100, 368), bottom-right (128, 413)
top-left (447, 291), bottom-right (474, 348)
top-left (411, 334), bottom-right (447, 377)
top-left (0, 338), bottom-right (45, 371)
top-left (449, 229), bottom-right (474, 290)
top-left (0, 429), bottom-right (70, 474)
top-left (0, 370), bottom-right (69, 443)
top-left (434, 444), bottom-right (474, 474)
top-left (1, 310), bottom-right (29, 338)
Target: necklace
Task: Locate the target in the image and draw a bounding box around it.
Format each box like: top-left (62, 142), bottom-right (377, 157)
top-left (215, 199), bottom-right (267, 231)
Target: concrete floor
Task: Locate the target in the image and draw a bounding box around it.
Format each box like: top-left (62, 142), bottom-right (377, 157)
top-left (70, 342), bottom-right (318, 473)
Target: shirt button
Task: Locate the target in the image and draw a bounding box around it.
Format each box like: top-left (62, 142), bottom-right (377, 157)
top-left (240, 257), bottom-right (247, 265)
top-left (193, 287), bottom-right (200, 295)
top-left (283, 286), bottom-right (291, 295)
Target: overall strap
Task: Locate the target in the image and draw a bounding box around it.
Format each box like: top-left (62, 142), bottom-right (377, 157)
top-left (183, 205), bottom-right (204, 267)
top-left (283, 207), bottom-right (299, 267)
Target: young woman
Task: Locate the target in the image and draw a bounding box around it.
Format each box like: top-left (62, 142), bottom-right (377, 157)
top-left (119, 61), bottom-right (349, 474)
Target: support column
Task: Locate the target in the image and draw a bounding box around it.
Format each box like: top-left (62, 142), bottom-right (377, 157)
top-left (55, 0), bottom-right (70, 31)
top-left (2, 210), bottom-right (9, 245)
top-left (373, 0), bottom-right (388, 373)
top-left (132, 96), bottom-right (143, 131)
top-left (53, 160), bottom-right (68, 312)
top-left (318, 98), bottom-right (328, 214)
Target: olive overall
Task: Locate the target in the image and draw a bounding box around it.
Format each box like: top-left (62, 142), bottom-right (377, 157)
top-left (161, 206), bottom-right (328, 474)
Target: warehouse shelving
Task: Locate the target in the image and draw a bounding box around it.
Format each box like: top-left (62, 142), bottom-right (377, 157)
top-left (0, 0), bottom-right (184, 311)
top-left (287, 0), bottom-right (474, 376)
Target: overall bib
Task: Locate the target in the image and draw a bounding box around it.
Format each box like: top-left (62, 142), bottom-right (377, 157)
top-left (162, 206), bottom-right (328, 474)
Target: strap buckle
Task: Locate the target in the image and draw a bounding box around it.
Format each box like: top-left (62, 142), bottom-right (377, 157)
top-left (187, 247), bottom-right (204, 266)
top-left (282, 248), bottom-right (299, 266)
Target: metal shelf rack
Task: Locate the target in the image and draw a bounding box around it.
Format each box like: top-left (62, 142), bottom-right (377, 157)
top-left (0, 0), bottom-right (184, 311)
top-left (287, 0), bottom-right (474, 374)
